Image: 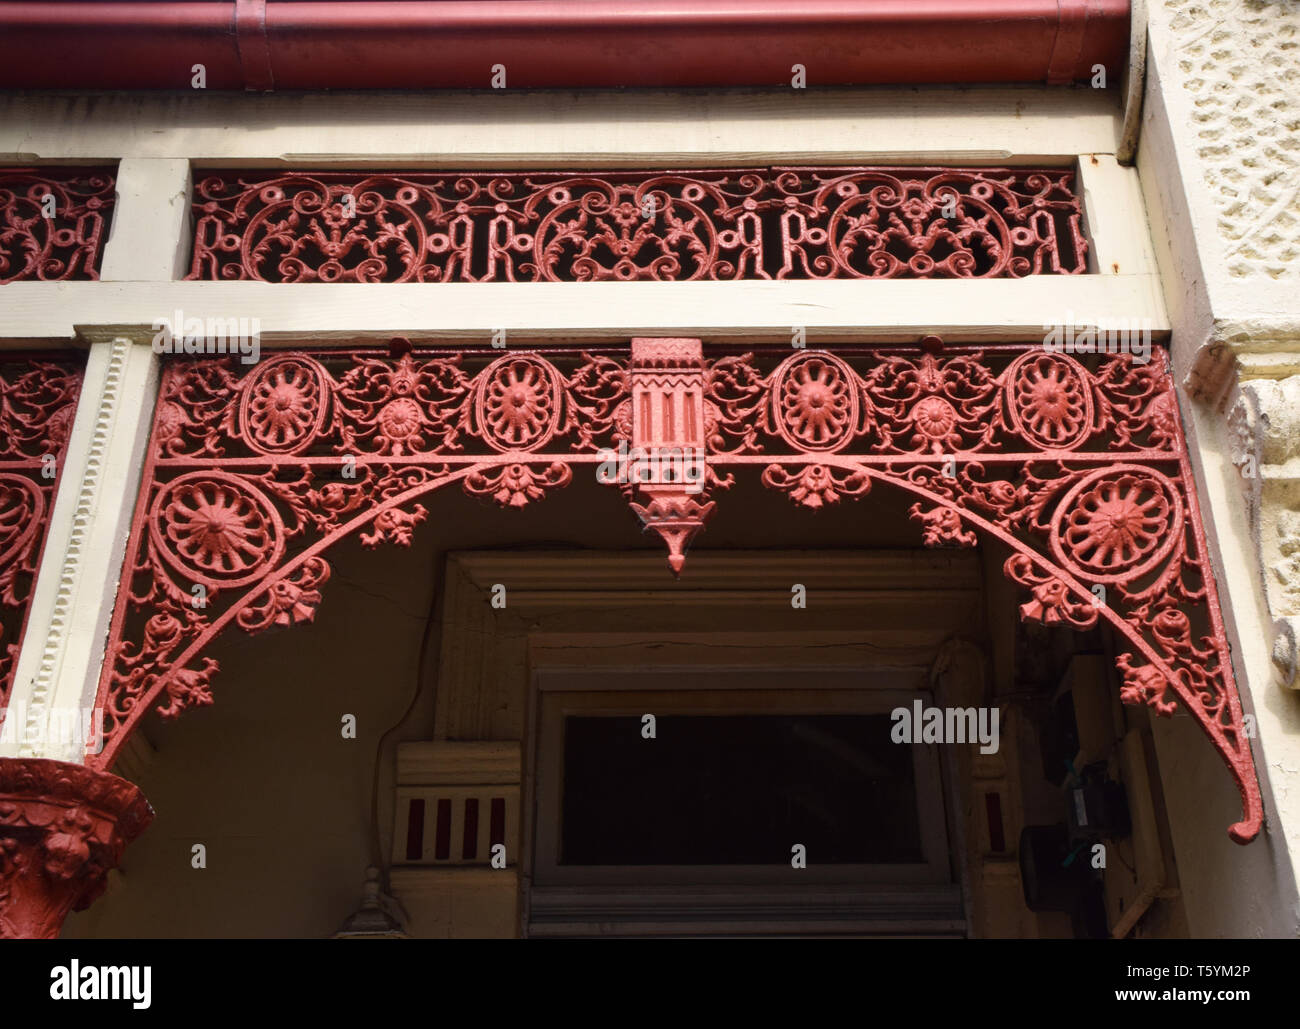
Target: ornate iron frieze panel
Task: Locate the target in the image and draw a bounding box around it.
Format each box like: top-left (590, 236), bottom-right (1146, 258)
top-left (0, 169), bottom-right (116, 284)
top-left (0, 356), bottom-right (83, 714)
top-left (188, 167), bottom-right (1088, 283)
top-left (92, 340), bottom-right (1258, 844)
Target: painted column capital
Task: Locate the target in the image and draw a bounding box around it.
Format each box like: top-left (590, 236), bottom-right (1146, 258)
top-left (0, 758), bottom-right (151, 938)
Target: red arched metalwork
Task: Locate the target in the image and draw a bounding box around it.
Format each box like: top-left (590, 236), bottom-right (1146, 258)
top-left (0, 356), bottom-right (84, 711)
top-left (89, 338), bottom-right (1262, 844)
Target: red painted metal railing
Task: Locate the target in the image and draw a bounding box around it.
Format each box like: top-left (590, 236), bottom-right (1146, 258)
top-left (91, 339), bottom-right (1261, 843)
top-left (188, 167), bottom-right (1089, 282)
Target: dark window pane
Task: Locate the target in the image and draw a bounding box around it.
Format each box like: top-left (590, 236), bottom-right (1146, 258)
top-left (560, 714), bottom-right (923, 865)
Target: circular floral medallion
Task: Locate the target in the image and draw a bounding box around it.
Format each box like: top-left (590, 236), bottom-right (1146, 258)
top-left (1049, 466), bottom-right (1183, 584)
top-left (150, 472), bottom-right (285, 588)
top-left (910, 395), bottom-right (959, 445)
top-left (474, 356), bottom-right (562, 451)
top-left (770, 352), bottom-right (859, 452)
top-left (238, 355), bottom-right (330, 455)
top-left (1005, 352), bottom-right (1092, 450)
top-left (375, 397), bottom-right (426, 453)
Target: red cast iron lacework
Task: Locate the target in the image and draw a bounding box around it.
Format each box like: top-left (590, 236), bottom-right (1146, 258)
top-left (0, 169), bottom-right (116, 284)
top-left (0, 356), bottom-right (83, 715)
top-left (90, 339), bottom-right (1259, 843)
top-left (187, 167), bottom-right (1088, 283)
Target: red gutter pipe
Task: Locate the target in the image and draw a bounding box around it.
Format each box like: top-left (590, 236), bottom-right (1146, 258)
top-left (0, 1), bottom-right (1129, 91)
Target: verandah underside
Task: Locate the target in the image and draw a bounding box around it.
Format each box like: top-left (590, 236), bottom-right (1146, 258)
top-left (86, 339), bottom-right (1262, 843)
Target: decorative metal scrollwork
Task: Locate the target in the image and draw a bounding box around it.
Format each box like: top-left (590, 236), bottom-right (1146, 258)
top-left (92, 340), bottom-right (1260, 845)
top-left (0, 356), bottom-right (84, 712)
top-left (0, 168), bottom-right (116, 283)
top-left (189, 167), bottom-right (1088, 283)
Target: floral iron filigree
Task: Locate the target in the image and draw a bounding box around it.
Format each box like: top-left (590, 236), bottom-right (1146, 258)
top-left (0, 169), bottom-right (116, 283)
top-left (91, 340), bottom-right (1259, 844)
top-left (0, 356), bottom-right (84, 719)
top-left (188, 167), bottom-right (1087, 283)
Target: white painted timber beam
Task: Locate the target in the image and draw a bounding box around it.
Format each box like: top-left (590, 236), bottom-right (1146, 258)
top-left (0, 88), bottom-right (1122, 166)
top-left (0, 277), bottom-right (1168, 347)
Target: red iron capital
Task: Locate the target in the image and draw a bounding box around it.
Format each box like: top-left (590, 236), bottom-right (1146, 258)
top-left (0, 758), bottom-right (152, 938)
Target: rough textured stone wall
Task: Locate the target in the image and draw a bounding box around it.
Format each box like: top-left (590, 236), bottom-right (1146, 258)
top-left (1162, 0), bottom-right (1300, 279)
top-left (1141, 0), bottom-right (1300, 938)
